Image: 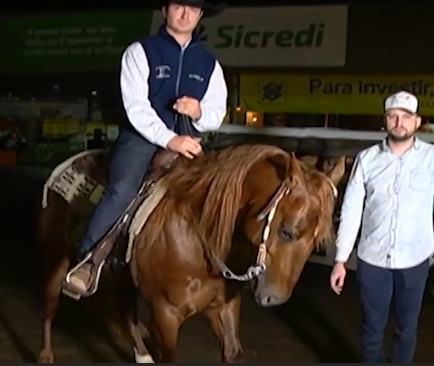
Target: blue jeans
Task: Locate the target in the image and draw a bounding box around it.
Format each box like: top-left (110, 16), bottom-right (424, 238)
top-left (357, 258), bottom-right (429, 363)
top-left (78, 128), bottom-right (157, 258)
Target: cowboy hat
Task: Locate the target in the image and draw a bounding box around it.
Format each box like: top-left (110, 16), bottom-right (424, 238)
top-left (155, 0), bottom-right (226, 18)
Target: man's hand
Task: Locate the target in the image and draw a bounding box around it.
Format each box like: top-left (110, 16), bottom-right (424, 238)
top-left (167, 135), bottom-right (202, 159)
top-left (173, 96), bottom-right (202, 120)
top-left (330, 262), bottom-right (346, 295)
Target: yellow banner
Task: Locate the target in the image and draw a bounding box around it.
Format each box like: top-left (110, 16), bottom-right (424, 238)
top-left (42, 119), bottom-right (82, 136)
top-left (240, 74), bottom-right (434, 115)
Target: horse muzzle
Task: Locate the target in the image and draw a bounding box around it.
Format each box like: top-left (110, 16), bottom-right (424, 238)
top-left (253, 275), bottom-right (289, 307)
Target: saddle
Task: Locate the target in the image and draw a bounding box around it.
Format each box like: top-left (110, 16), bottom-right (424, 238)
top-left (62, 149), bottom-right (179, 300)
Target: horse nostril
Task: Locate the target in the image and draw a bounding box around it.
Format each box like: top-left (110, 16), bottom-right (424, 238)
top-left (261, 296), bottom-right (271, 306)
top-left (260, 295), bottom-right (278, 307)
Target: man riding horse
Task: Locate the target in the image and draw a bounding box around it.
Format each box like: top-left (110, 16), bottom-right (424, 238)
top-left (66, 0), bottom-right (228, 296)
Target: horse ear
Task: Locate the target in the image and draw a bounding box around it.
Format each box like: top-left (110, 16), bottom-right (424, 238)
top-left (328, 156), bottom-right (346, 186)
top-left (287, 152), bottom-right (306, 187)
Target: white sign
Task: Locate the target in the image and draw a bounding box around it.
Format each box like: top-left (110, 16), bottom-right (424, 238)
top-left (150, 5), bottom-right (348, 67)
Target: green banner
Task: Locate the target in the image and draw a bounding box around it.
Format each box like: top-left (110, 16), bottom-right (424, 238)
top-left (0, 11), bottom-right (154, 72)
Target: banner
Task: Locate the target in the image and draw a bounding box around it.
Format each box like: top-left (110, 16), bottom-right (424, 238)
top-left (0, 11), bottom-right (153, 72)
top-left (150, 6), bottom-right (348, 67)
top-left (0, 6), bottom-right (347, 71)
top-left (240, 74), bottom-right (434, 115)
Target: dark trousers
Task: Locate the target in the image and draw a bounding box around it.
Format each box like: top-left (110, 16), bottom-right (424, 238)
top-left (78, 128), bottom-right (157, 257)
top-left (357, 258), bottom-right (429, 363)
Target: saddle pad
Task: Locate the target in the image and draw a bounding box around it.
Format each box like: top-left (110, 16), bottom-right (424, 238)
top-left (42, 149), bottom-right (105, 208)
top-left (126, 179), bottom-right (168, 263)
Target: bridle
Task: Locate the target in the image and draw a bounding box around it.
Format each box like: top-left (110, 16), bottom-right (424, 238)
top-left (211, 177), bottom-right (338, 282)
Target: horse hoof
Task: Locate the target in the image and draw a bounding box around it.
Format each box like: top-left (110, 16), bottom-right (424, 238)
top-left (38, 351), bottom-right (54, 363)
top-left (135, 354), bottom-right (155, 363)
top-left (223, 350), bottom-right (243, 363)
top-left (134, 348), bottom-right (155, 363)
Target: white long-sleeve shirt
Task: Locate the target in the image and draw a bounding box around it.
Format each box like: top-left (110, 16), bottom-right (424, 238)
top-left (119, 41), bottom-right (228, 149)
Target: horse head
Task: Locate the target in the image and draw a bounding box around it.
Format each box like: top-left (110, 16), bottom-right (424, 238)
top-left (240, 151), bottom-right (346, 307)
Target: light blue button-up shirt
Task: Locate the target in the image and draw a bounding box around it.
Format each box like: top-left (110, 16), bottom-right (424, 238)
top-left (335, 137), bottom-right (434, 269)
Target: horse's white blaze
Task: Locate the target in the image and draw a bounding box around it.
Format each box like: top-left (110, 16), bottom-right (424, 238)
top-left (134, 348), bottom-right (155, 363)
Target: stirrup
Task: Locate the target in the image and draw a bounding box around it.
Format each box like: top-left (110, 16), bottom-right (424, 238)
top-left (62, 252), bottom-right (106, 301)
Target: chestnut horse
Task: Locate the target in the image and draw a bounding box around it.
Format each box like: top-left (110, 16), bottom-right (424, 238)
top-left (37, 144), bottom-right (345, 363)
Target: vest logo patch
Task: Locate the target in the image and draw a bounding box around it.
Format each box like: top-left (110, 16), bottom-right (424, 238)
top-left (188, 73), bottom-right (204, 82)
top-left (155, 65), bottom-right (171, 79)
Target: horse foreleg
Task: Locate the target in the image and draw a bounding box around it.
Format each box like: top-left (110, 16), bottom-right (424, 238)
top-left (127, 303), bottom-right (155, 363)
top-left (151, 301), bottom-right (183, 363)
top-left (39, 257), bottom-right (69, 363)
top-left (204, 294), bottom-right (243, 363)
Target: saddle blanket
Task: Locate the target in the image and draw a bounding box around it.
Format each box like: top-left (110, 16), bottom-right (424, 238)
top-left (41, 149), bottom-right (168, 263)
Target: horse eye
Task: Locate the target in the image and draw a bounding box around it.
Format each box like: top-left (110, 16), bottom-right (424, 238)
top-left (279, 227), bottom-right (295, 241)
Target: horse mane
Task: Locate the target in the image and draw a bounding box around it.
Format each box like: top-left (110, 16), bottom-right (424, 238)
top-left (154, 144), bottom-right (289, 259)
top-left (304, 169), bottom-right (336, 250)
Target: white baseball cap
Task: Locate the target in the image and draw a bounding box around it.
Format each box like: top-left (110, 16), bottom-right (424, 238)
top-left (384, 91), bottom-right (418, 114)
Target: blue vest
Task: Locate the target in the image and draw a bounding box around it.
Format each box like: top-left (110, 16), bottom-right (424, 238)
top-left (139, 25), bottom-right (216, 137)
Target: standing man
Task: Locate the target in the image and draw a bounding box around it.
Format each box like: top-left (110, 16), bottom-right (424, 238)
top-left (330, 90), bottom-right (434, 363)
top-left (67, 0), bottom-right (228, 296)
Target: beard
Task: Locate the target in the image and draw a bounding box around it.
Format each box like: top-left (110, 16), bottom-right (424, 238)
top-left (386, 127), bottom-right (415, 143)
